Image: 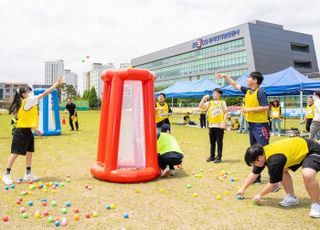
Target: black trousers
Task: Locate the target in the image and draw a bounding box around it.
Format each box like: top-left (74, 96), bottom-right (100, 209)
top-left (69, 114), bottom-right (79, 130)
top-left (200, 114), bottom-right (206, 128)
top-left (209, 127), bottom-right (224, 159)
top-left (158, 152), bottom-right (183, 170)
top-left (306, 118), bottom-right (313, 132)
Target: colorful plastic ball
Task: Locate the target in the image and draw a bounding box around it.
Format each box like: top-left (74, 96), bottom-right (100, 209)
top-left (92, 211), bottom-right (98, 217)
top-left (65, 202), bottom-right (71, 207)
top-left (41, 198), bottom-right (47, 203)
top-left (236, 195), bottom-right (244, 200)
top-left (230, 178), bottom-right (235, 182)
top-left (22, 213), bottom-right (29, 219)
top-left (20, 207), bottom-right (26, 213)
top-left (59, 183), bottom-right (65, 188)
top-left (84, 184), bottom-right (89, 189)
top-left (216, 194), bottom-right (222, 200)
top-left (88, 186), bottom-right (92, 190)
top-left (134, 188), bottom-right (140, 193)
top-left (16, 200), bottom-right (21, 205)
top-left (85, 213), bottom-right (91, 218)
top-left (4, 185), bottom-right (9, 190)
top-left (186, 184), bottom-right (192, 189)
top-left (43, 188), bottom-right (48, 193)
top-left (18, 177), bottom-right (23, 182)
top-left (73, 208), bottom-right (79, 213)
top-left (123, 213), bottom-right (129, 219)
top-left (51, 201), bottom-right (57, 207)
top-left (54, 216), bottom-right (59, 221)
top-left (47, 216), bottom-right (54, 223)
top-left (61, 218), bottom-right (68, 226)
top-left (192, 193), bottom-right (198, 198)
top-left (2, 215), bottom-right (9, 222)
top-left (66, 179), bottom-right (70, 183)
top-left (224, 190), bottom-right (231, 196)
top-left (73, 214), bottom-right (80, 221)
top-left (51, 189), bottom-right (57, 194)
top-left (159, 188), bottom-right (165, 193)
top-left (54, 182), bottom-right (59, 187)
top-left (106, 204), bottom-right (111, 210)
top-left (34, 211), bottom-right (41, 218)
top-left (42, 202), bottom-right (47, 207)
top-left (43, 210), bottom-right (49, 216)
top-left (61, 208), bottom-right (67, 214)
top-left (28, 201), bottom-right (33, 206)
top-left (54, 220), bottom-right (60, 227)
top-left (10, 184), bottom-right (15, 189)
top-left (21, 192), bottom-right (26, 197)
top-left (110, 204), bottom-right (116, 209)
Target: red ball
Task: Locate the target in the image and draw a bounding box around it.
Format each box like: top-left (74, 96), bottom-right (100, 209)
top-left (73, 208), bottom-right (79, 213)
top-left (2, 215), bottom-right (9, 222)
top-left (42, 210), bottom-right (49, 216)
top-left (18, 197), bottom-right (23, 202)
top-left (42, 202), bottom-right (47, 206)
top-left (16, 200), bottom-right (21, 205)
top-left (84, 184), bottom-right (88, 189)
top-left (85, 213), bottom-right (91, 218)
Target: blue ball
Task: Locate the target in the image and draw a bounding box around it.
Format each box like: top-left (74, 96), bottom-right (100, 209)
top-left (11, 184), bottom-right (15, 189)
top-left (230, 178), bottom-right (235, 182)
top-left (65, 202), bottom-right (71, 207)
top-left (28, 201), bottom-right (33, 206)
top-left (54, 182), bottom-right (59, 187)
top-left (54, 220), bottom-right (60, 227)
top-left (4, 185), bottom-right (9, 190)
top-left (41, 198), bottom-right (47, 203)
top-left (106, 204), bottom-right (111, 209)
top-left (123, 213), bottom-right (129, 219)
top-left (236, 195), bottom-right (244, 200)
top-left (18, 178), bottom-right (23, 182)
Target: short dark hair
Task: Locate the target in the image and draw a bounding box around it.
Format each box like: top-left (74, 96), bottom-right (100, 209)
top-left (213, 88), bottom-right (223, 95)
top-left (159, 93), bottom-right (166, 98)
top-left (249, 71), bottom-right (264, 85)
top-left (244, 144), bottom-right (264, 166)
top-left (160, 123), bottom-right (170, 133)
top-left (314, 91), bottom-right (320, 98)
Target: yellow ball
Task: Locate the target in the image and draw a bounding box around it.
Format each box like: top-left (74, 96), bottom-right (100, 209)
top-left (159, 188), bottom-right (165, 193)
top-left (28, 191), bottom-right (32, 195)
top-left (43, 188), bottom-right (48, 193)
top-left (216, 194), bottom-right (222, 200)
top-left (224, 190), bottom-right (230, 196)
top-left (135, 188), bottom-right (140, 193)
top-left (110, 204), bottom-right (116, 209)
top-left (192, 193), bottom-right (198, 198)
top-left (51, 189), bottom-right (56, 194)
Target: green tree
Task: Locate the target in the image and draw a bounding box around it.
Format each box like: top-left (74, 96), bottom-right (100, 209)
top-left (82, 89), bottom-right (90, 100)
top-left (89, 87), bottom-right (98, 108)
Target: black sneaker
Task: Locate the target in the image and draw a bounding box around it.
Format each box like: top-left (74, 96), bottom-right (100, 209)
top-left (214, 158), bottom-right (221, 163)
top-left (206, 157), bottom-right (215, 162)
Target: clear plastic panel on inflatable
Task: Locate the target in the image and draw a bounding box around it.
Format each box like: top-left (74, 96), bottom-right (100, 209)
top-left (117, 81), bottom-right (146, 169)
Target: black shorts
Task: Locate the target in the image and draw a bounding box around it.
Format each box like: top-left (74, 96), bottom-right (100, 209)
top-left (11, 128), bottom-right (34, 155)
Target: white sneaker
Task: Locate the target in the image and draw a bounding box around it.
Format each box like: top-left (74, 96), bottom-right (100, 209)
top-left (24, 173), bottom-right (39, 182)
top-left (279, 194), bottom-right (300, 207)
top-left (161, 166), bottom-right (170, 178)
top-left (309, 203), bottom-right (320, 218)
top-left (170, 169), bottom-right (175, 176)
top-left (2, 174), bottom-right (13, 185)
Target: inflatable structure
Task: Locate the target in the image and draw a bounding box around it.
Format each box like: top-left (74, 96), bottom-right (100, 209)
top-left (91, 69), bottom-right (160, 183)
top-left (33, 88), bottom-right (61, 136)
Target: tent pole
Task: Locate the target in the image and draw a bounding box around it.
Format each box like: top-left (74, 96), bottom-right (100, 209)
top-left (179, 99), bottom-right (182, 125)
top-left (300, 91), bottom-right (304, 136)
top-left (284, 96), bottom-right (286, 135)
top-left (172, 97), bottom-right (173, 108)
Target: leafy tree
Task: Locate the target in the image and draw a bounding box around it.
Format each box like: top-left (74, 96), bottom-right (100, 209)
top-left (88, 87), bottom-right (98, 108)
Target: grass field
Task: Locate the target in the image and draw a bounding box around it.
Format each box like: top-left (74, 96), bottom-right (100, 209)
top-left (0, 111), bottom-right (319, 229)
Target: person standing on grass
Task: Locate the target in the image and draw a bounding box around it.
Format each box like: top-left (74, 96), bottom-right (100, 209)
top-left (2, 78), bottom-right (62, 185)
top-left (305, 96), bottom-right (314, 133)
top-left (199, 107), bottom-right (207, 128)
top-left (310, 92), bottom-right (320, 140)
top-left (237, 137), bottom-right (320, 218)
top-left (217, 72), bottom-right (269, 184)
top-left (271, 98), bottom-right (282, 136)
top-left (199, 88), bottom-right (228, 163)
top-left (65, 98), bottom-right (79, 131)
top-left (155, 93), bottom-right (172, 132)
top-left (238, 98), bottom-right (248, 133)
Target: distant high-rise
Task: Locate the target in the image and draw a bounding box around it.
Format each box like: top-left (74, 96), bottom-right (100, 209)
top-left (120, 63), bottom-right (130, 69)
top-left (63, 69), bottom-right (78, 91)
top-left (83, 71), bottom-right (91, 93)
top-left (45, 60), bottom-right (64, 85)
top-left (90, 63), bottom-right (115, 98)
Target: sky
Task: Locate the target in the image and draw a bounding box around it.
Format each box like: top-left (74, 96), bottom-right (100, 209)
top-left (0, 0), bottom-right (319, 93)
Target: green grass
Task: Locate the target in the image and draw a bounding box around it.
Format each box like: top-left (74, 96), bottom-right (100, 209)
top-left (0, 111), bottom-right (319, 229)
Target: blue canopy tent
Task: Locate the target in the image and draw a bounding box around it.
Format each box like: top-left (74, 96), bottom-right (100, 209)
top-left (222, 67), bottom-right (320, 135)
top-left (156, 79), bottom-right (222, 98)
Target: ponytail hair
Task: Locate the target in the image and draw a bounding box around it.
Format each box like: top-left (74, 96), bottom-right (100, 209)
top-left (8, 86), bottom-right (31, 115)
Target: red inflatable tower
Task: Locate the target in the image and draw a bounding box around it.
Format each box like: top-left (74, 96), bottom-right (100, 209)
top-left (91, 68), bottom-right (160, 183)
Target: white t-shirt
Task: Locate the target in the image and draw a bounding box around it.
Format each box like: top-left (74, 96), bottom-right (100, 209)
top-left (24, 96), bottom-right (39, 111)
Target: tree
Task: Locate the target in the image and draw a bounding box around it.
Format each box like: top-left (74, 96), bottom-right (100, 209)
top-left (59, 83), bottom-right (77, 100)
top-left (82, 89), bottom-right (90, 100)
top-left (89, 87), bottom-right (98, 108)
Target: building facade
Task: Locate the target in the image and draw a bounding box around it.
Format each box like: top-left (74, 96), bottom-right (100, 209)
top-left (119, 63), bottom-right (131, 69)
top-left (83, 71), bottom-right (91, 93)
top-left (45, 59), bottom-right (64, 85)
top-left (63, 69), bottom-right (78, 91)
top-left (0, 82), bottom-right (28, 101)
top-left (131, 20), bottom-right (318, 87)
top-left (89, 63), bottom-right (115, 98)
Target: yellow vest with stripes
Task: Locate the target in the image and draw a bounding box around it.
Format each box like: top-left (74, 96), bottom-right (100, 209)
top-left (264, 137), bottom-right (309, 169)
top-left (244, 88), bottom-right (268, 123)
top-left (157, 133), bottom-right (183, 155)
top-left (271, 106), bottom-right (281, 119)
top-left (17, 99), bottom-right (38, 128)
top-left (207, 100), bottom-right (225, 124)
top-left (306, 104), bottom-right (314, 119)
top-left (156, 102), bottom-right (169, 123)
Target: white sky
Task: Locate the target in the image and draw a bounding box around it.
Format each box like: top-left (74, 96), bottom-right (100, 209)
top-left (0, 0), bottom-right (319, 93)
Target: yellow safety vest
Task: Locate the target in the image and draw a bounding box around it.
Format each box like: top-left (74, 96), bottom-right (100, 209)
top-left (156, 102), bottom-right (169, 123)
top-left (157, 133), bottom-right (183, 155)
top-left (306, 104), bottom-right (314, 119)
top-left (233, 122), bottom-right (239, 129)
top-left (264, 137), bottom-right (309, 169)
top-left (244, 88), bottom-right (268, 123)
top-left (271, 106), bottom-right (281, 119)
top-left (207, 100), bottom-right (225, 125)
top-left (17, 99), bottom-right (38, 128)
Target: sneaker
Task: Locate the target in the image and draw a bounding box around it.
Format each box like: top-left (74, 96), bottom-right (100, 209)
top-left (2, 174), bottom-right (13, 185)
top-left (279, 194), bottom-right (300, 207)
top-left (309, 203), bottom-right (320, 218)
top-left (278, 133), bottom-right (281, 137)
top-left (206, 157), bottom-right (215, 162)
top-left (161, 166), bottom-right (170, 178)
top-left (273, 183), bottom-right (280, 192)
top-left (170, 170), bottom-right (175, 176)
top-left (214, 158), bottom-right (221, 163)
top-left (24, 173), bottom-right (40, 182)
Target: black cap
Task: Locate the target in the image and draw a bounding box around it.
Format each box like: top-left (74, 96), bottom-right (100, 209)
top-left (160, 124), bottom-right (171, 133)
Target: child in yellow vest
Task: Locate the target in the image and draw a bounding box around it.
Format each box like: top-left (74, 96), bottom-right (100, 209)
top-left (237, 137), bottom-right (320, 218)
top-left (271, 98), bottom-right (282, 136)
top-left (199, 88), bottom-right (228, 163)
top-left (2, 78), bottom-right (62, 185)
top-left (155, 93), bottom-right (172, 132)
top-left (232, 118), bottom-right (240, 130)
top-left (304, 96), bottom-right (314, 133)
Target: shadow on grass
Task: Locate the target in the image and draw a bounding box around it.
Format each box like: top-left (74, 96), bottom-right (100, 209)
top-left (40, 177), bottom-right (64, 182)
top-left (220, 159), bottom-right (241, 163)
top-left (257, 197), bottom-right (311, 210)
